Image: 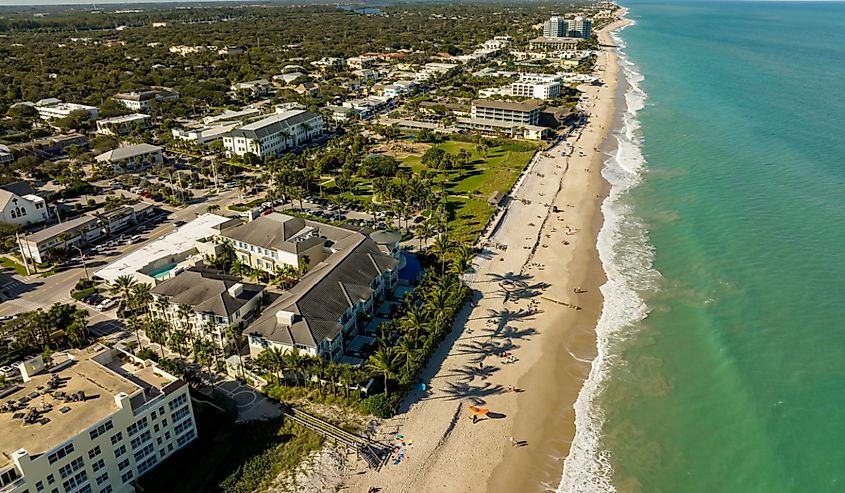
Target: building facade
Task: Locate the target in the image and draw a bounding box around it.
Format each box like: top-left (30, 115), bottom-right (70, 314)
top-left (113, 90), bottom-right (179, 111)
top-left (222, 109), bottom-right (323, 160)
top-left (35, 100), bottom-right (99, 120)
top-left (0, 182), bottom-right (49, 227)
top-left (150, 267), bottom-right (264, 352)
top-left (0, 347), bottom-right (197, 493)
top-left (220, 213), bottom-right (327, 273)
top-left (510, 78), bottom-right (561, 99)
top-left (95, 114), bottom-right (151, 136)
top-left (470, 99), bottom-right (542, 125)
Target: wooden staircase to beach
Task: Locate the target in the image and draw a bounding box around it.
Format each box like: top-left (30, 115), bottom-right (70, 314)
top-left (284, 407), bottom-right (388, 470)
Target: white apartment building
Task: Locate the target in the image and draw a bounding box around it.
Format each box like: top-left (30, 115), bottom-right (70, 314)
top-left (95, 114), bottom-right (150, 136)
top-left (470, 99), bottom-right (542, 125)
top-left (0, 347), bottom-right (197, 493)
top-left (35, 100), bottom-right (99, 120)
top-left (222, 109), bottom-right (323, 160)
top-left (171, 122), bottom-right (240, 145)
top-left (510, 78), bottom-right (561, 99)
top-left (542, 16), bottom-right (592, 39)
top-left (113, 90), bottom-right (179, 111)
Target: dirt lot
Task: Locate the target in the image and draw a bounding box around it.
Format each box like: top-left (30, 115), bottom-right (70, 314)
top-left (371, 140), bottom-right (431, 159)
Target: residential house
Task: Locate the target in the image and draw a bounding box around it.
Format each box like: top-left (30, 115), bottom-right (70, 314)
top-left (150, 267), bottom-right (264, 352)
top-left (230, 79), bottom-right (272, 97)
top-left (246, 230), bottom-right (400, 361)
top-left (113, 89), bottom-right (179, 111)
top-left (220, 213), bottom-right (327, 273)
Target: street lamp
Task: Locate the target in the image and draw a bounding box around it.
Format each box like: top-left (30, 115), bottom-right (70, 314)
top-left (72, 245), bottom-right (90, 280)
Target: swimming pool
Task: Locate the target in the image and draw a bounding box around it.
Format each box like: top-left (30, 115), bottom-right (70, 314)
top-left (148, 263), bottom-right (177, 280)
top-left (398, 253), bottom-right (422, 281)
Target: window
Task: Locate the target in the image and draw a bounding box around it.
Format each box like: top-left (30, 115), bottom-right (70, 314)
top-left (133, 443), bottom-right (155, 462)
top-left (92, 459), bottom-right (105, 473)
top-left (159, 449), bottom-right (166, 457)
top-left (171, 406), bottom-right (190, 422)
top-left (153, 424), bottom-right (160, 433)
top-left (176, 429), bottom-right (196, 447)
top-left (120, 471), bottom-right (134, 484)
top-left (127, 417), bottom-right (148, 437)
top-left (100, 486), bottom-right (113, 493)
top-left (87, 446), bottom-right (101, 460)
top-left (117, 459), bottom-right (130, 471)
top-left (164, 431), bottom-right (171, 440)
top-left (109, 432), bottom-right (123, 445)
top-left (174, 417), bottom-right (193, 435)
top-left (88, 420), bottom-right (114, 440)
top-left (47, 474), bottom-right (55, 485)
top-left (61, 470), bottom-right (87, 491)
top-left (168, 393), bottom-right (188, 410)
top-left (114, 445), bottom-right (126, 458)
top-left (167, 443), bottom-right (174, 452)
top-left (130, 430), bottom-right (151, 449)
top-left (35, 481), bottom-right (44, 492)
top-left (95, 473), bottom-right (109, 486)
top-left (156, 437), bottom-right (162, 445)
top-left (47, 443), bottom-right (75, 464)
top-left (59, 457), bottom-right (84, 479)
top-left (137, 455), bottom-right (158, 474)
top-left (162, 419), bottom-right (168, 427)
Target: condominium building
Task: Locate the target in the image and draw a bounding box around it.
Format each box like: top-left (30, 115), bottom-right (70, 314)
top-left (543, 16), bottom-right (566, 37)
top-left (246, 230), bottom-right (400, 363)
top-left (470, 99), bottom-right (542, 125)
top-left (95, 114), bottom-right (151, 136)
top-left (528, 37), bottom-right (581, 52)
top-left (0, 346), bottom-right (197, 493)
top-left (542, 16), bottom-right (592, 39)
top-left (510, 78), bottom-right (561, 99)
top-left (113, 89), bottom-right (179, 111)
top-left (220, 213), bottom-right (327, 273)
top-left (34, 99), bottom-right (99, 120)
top-left (150, 267), bottom-right (264, 352)
top-left (222, 109), bottom-right (323, 160)
top-left (21, 203), bottom-right (155, 263)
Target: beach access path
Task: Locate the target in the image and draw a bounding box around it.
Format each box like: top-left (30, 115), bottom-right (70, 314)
top-left (338, 19), bottom-right (628, 493)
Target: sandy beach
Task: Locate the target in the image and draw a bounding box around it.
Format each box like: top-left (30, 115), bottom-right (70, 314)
top-left (337, 16), bottom-right (630, 493)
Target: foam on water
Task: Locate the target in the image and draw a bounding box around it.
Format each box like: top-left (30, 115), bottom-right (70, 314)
top-left (557, 23), bottom-right (661, 493)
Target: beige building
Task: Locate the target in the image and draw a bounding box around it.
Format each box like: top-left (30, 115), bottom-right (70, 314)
top-left (0, 346), bottom-right (197, 493)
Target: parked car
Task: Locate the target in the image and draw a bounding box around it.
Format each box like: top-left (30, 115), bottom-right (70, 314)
top-left (96, 299), bottom-right (118, 311)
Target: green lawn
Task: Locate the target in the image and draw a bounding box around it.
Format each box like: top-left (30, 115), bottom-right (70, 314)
top-left (0, 256), bottom-right (28, 276)
top-left (399, 140), bottom-right (538, 244)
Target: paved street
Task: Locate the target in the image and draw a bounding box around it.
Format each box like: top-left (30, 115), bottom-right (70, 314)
top-left (0, 187), bottom-right (242, 318)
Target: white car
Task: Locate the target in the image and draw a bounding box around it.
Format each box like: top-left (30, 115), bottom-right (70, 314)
top-left (96, 299), bottom-right (118, 311)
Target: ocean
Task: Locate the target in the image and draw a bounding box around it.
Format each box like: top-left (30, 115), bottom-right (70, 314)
top-left (561, 2), bottom-right (845, 492)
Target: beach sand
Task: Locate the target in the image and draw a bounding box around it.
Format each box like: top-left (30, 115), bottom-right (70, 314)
top-left (339, 18), bottom-right (630, 493)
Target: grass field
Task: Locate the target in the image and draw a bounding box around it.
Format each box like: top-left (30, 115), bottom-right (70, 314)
top-left (0, 256), bottom-right (28, 276)
top-left (400, 140), bottom-right (538, 244)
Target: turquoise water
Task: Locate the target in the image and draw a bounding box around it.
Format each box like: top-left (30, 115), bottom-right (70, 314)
top-left (148, 263), bottom-right (177, 280)
top-left (561, 3), bottom-right (845, 492)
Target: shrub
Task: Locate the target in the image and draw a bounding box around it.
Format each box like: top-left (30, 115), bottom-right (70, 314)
top-left (71, 287), bottom-right (97, 300)
top-left (359, 393), bottom-right (394, 418)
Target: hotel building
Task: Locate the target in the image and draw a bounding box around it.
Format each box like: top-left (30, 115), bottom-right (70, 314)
top-left (0, 346), bottom-right (197, 493)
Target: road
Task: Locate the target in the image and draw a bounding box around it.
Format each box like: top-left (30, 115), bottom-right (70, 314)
top-left (0, 187), bottom-right (242, 319)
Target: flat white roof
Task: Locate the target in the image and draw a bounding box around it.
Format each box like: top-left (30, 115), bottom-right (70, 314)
top-left (94, 213), bottom-right (230, 283)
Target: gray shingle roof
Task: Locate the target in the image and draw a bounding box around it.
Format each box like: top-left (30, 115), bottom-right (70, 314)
top-left (150, 266), bottom-right (264, 318)
top-left (246, 233), bottom-right (399, 349)
top-left (227, 110), bottom-right (321, 140)
top-left (95, 143), bottom-right (161, 163)
top-left (221, 213), bottom-right (324, 254)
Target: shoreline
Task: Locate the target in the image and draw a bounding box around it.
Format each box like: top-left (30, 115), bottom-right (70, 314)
top-left (335, 15), bottom-right (631, 493)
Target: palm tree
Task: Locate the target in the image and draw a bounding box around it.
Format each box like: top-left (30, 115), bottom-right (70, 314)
top-left (176, 303), bottom-right (195, 359)
top-left (414, 221), bottom-right (435, 250)
top-left (449, 244), bottom-right (475, 275)
top-left (206, 204), bottom-right (221, 214)
top-left (227, 325), bottom-right (247, 378)
top-left (110, 275), bottom-right (137, 313)
top-left (132, 283), bottom-right (153, 319)
top-left (396, 336), bottom-right (417, 375)
top-left (283, 348), bottom-right (305, 387)
top-left (126, 315), bottom-right (144, 352)
top-left (400, 305), bottom-right (428, 338)
top-left (257, 347), bottom-right (286, 384)
top-left (145, 318), bottom-right (168, 359)
top-left (428, 234), bottom-right (452, 272)
top-left (93, 211), bottom-right (111, 237)
top-left (168, 329), bottom-right (189, 361)
top-left (365, 346), bottom-right (400, 396)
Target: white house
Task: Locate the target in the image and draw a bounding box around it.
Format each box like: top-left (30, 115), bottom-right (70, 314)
top-left (34, 99), bottom-right (98, 120)
top-left (95, 114), bottom-right (151, 136)
top-left (113, 89), bottom-right (179, 111)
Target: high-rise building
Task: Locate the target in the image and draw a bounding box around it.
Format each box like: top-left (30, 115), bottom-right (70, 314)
top-left (542, 16), bottom-right (565, 37)
top-left (542, 15), bottom-right (592, 40)
top-left (567, 16), bottom-right (593, 39)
